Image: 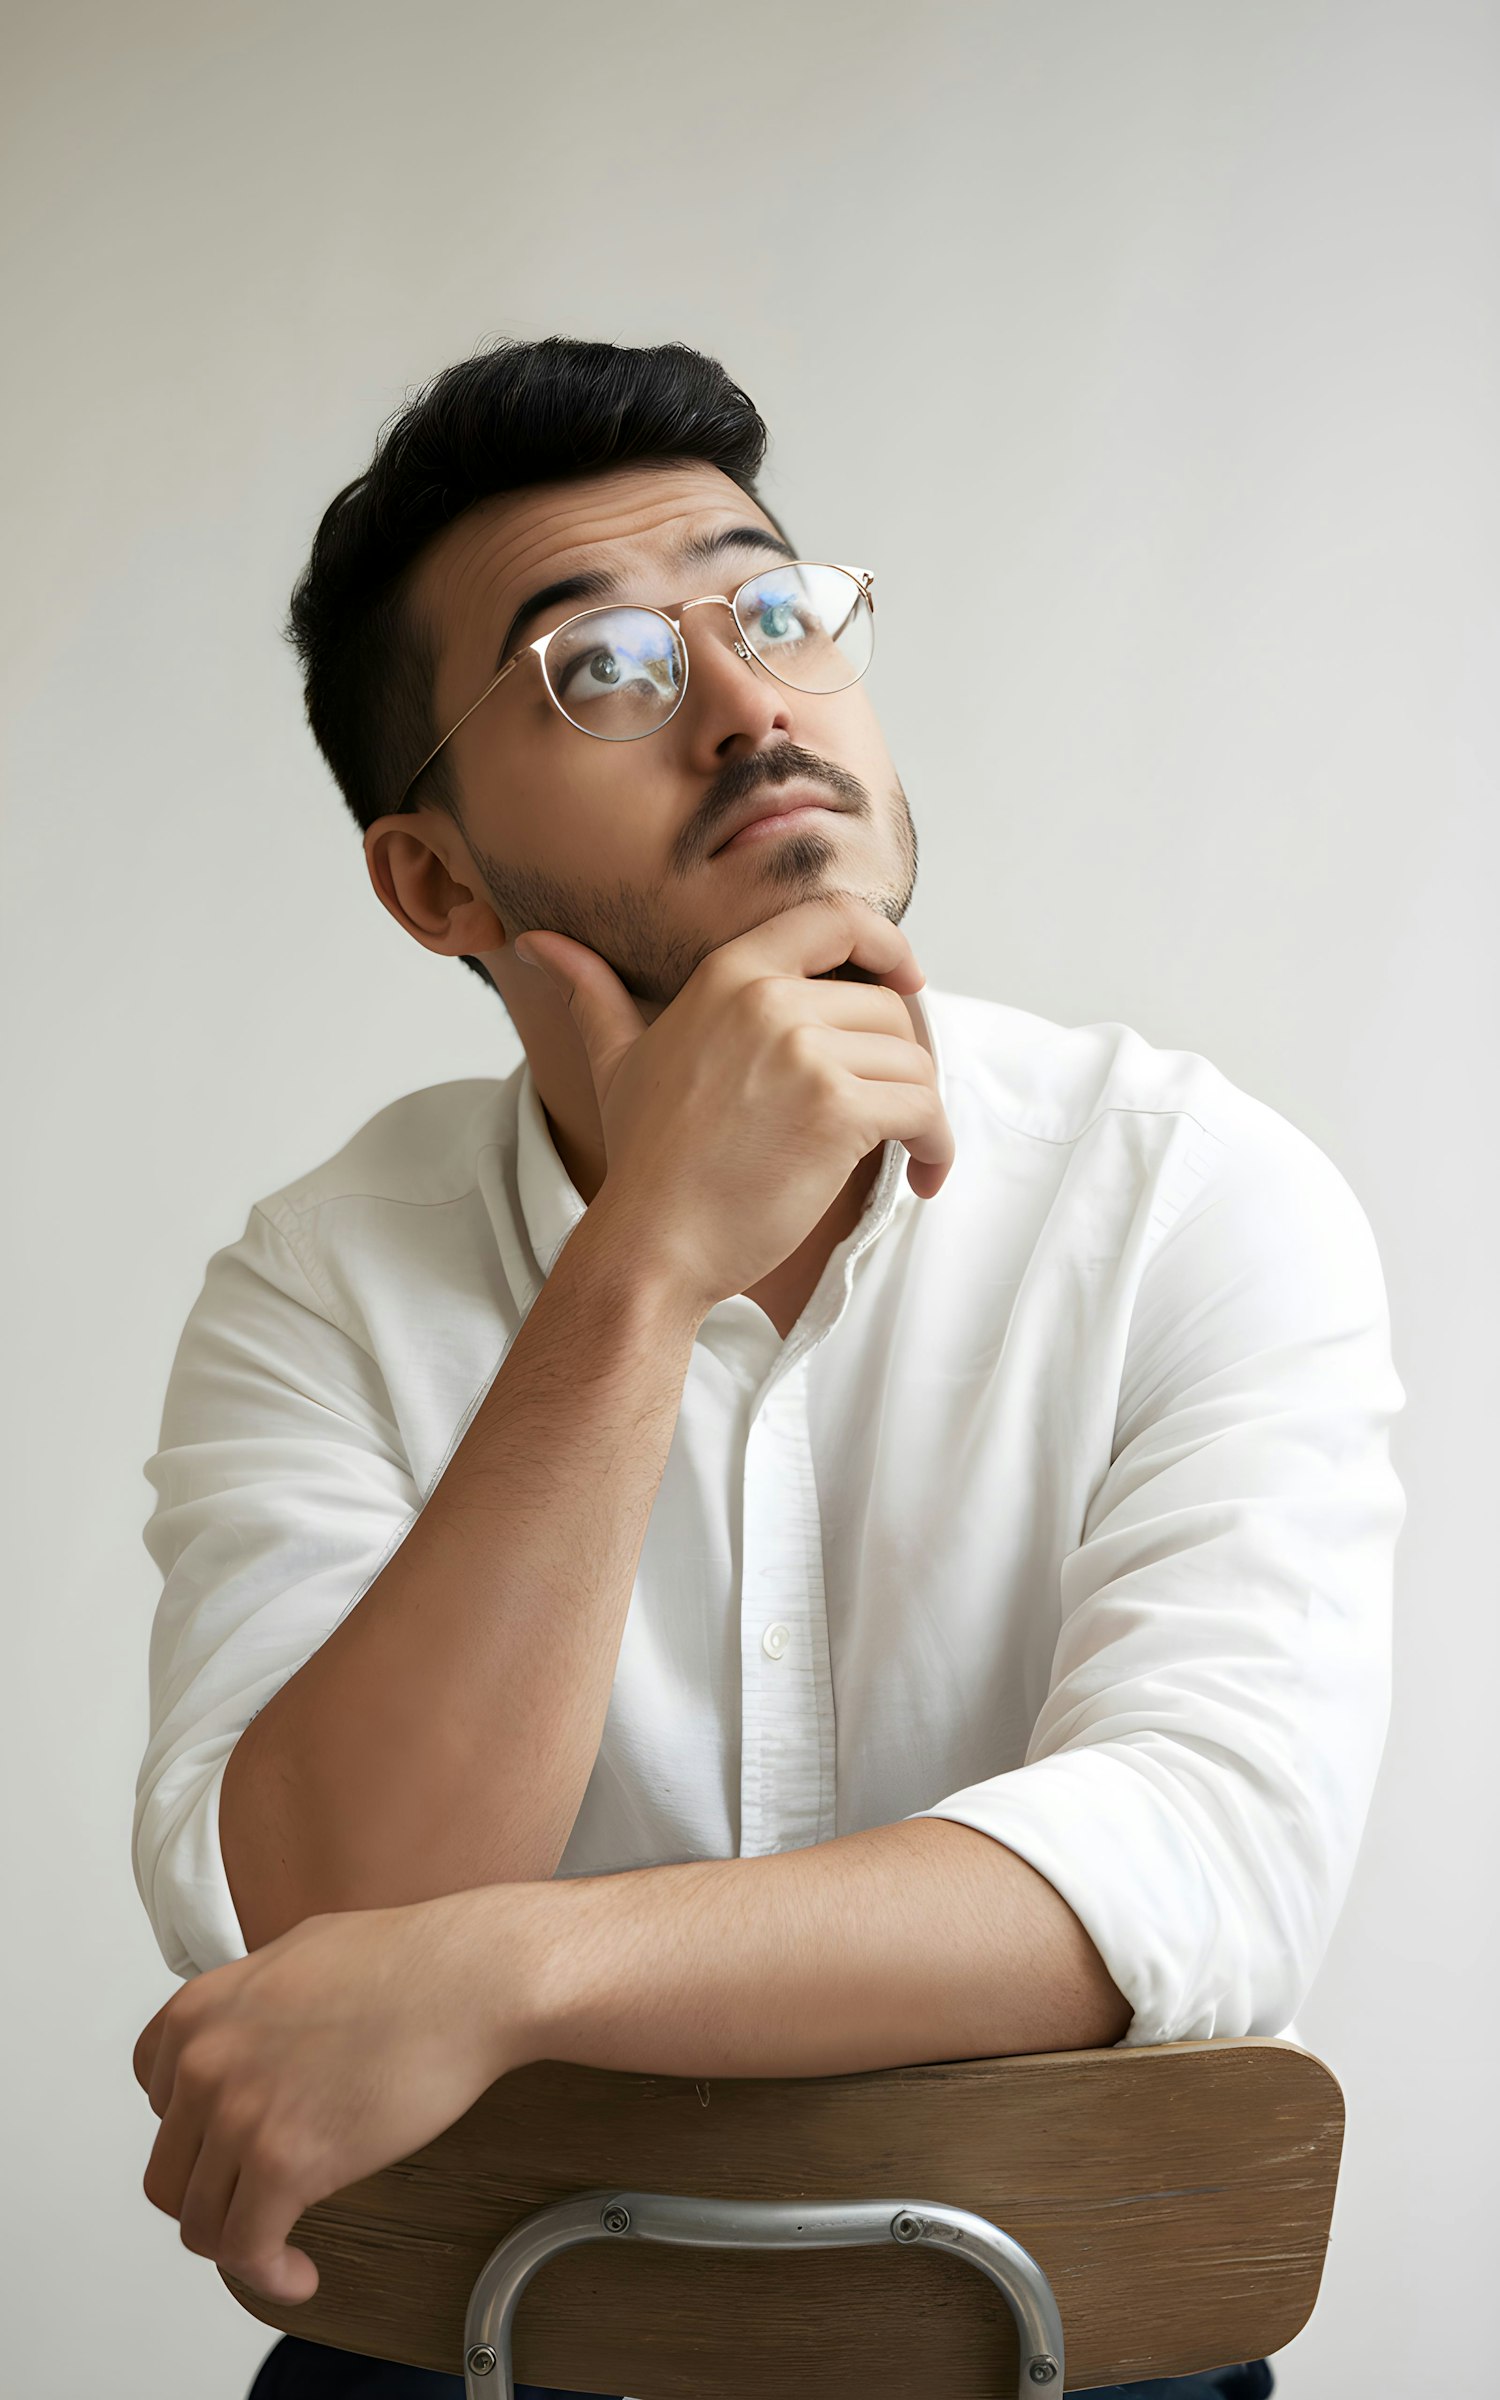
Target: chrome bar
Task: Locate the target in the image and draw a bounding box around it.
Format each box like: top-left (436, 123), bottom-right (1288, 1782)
top-left (460, 2184), bottom-right (1065, 2397)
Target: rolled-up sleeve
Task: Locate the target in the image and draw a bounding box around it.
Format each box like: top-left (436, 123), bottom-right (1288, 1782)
top-left (905, 1102), bottom-right (1407, 2047)
top-left (133, 1204), bottom-right (422, 1980)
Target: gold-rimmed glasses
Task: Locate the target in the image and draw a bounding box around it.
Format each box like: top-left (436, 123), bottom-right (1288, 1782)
top-left (397, 561), bottom-right (875, 805)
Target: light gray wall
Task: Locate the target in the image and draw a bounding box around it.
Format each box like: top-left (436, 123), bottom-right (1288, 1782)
top-left (3, 3), bottom-right (1494, 2393)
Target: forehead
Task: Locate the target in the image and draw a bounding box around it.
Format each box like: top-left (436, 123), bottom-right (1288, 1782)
top-left (410, 460), bottom-right (784, 672)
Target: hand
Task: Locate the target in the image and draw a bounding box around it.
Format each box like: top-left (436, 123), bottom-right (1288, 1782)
top-left (513, 893), bottom-right (956, 1314)
top-left (132, 1888), bottom-right (533, 2304)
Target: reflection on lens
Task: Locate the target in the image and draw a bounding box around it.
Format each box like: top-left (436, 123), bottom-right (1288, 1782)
top-left (545, 606), bottom-right (686, 739)
top-left (736, 566), bottom-right (873, 692)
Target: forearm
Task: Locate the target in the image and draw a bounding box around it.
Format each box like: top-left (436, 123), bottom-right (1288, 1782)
top-left (220, 1196), bottom-right (705, 1950)
top-left (504, 1815), bottom-right (1134, 2080)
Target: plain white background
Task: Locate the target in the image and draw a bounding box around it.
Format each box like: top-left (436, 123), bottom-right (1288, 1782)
top-left (3, 3), bottom-right (1495, 2393)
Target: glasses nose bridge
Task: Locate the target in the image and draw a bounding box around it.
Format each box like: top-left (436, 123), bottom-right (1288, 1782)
top-left (672, 589), bottom-right (763, 682)
top-left (674, 590), bottom-right (742, 645)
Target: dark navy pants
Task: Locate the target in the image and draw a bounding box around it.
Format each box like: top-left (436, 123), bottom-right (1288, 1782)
top-left (248, 2332), bottom-right (1275, 2397)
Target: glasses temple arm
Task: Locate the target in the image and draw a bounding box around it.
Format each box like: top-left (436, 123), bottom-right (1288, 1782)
top-left (400, 652), bottom-right (524, 803)
top-left (827, 567), bottom-right (874, 644)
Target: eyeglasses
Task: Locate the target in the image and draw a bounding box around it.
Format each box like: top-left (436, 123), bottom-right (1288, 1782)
top-left (398, 560), bottom-right (875, 806)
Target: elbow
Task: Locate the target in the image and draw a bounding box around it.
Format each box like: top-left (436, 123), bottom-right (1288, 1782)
top-left (217, 1720), bottom-right (323, 1952)
top-left (217, 1718), bottom-right (567, 1941)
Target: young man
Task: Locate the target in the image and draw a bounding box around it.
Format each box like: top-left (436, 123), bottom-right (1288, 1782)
top-left (131, 337), bottom-right (1401, 2400)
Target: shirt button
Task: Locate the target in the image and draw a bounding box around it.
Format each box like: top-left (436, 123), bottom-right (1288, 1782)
top-left (762, 1621), bottom-right (791, 1660)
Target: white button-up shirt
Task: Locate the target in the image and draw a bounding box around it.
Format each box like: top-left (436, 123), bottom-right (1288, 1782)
top-left (133, 985), bottom-right (1406, 2050)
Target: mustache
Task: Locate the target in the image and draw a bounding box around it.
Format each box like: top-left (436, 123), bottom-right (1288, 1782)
top-left (699, 743), bottom-right (868, 850)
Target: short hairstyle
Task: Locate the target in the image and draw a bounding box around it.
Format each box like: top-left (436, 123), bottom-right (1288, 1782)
top-left (287, 335), bottom-right (789, 996)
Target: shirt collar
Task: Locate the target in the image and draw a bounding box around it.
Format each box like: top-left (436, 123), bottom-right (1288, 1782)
top-left (516, 980), bottom-right (947, 1295)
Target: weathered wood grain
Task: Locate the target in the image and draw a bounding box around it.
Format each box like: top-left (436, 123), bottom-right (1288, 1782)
top-left (224, 2035), bottom-right (1341, 2395)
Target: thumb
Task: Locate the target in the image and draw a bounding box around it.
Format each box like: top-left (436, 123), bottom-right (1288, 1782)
top-left (231, 2244), bottom-right (320, 2306)
top-left (511, 933), bottom-right (650, 1104)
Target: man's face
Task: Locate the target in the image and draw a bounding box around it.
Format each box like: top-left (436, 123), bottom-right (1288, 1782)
top-left (370, 459), bottom-right (918, 1013)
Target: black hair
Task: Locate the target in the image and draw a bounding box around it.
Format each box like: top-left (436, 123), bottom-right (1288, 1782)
top-left (286, 335), bottom-right (787, 996)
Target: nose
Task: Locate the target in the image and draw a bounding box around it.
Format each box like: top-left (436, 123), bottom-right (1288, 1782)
top-left (676, 597), bottom-right (794, 764)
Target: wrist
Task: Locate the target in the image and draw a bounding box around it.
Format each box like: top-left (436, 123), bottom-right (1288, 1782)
top-left (477, 1869), bottom-right (623, 2071)
top-left (426, 1881), bottom-right (564, 2081)
top-left (494, 1874), bottom-right (604, 2070)
top-left (570, 1183), bottom-right (714, 1334)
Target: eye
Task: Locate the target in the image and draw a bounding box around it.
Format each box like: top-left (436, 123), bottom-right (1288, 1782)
top-left (545, 610), bottom-right (686, 740)
top-left (556, 643), bottom-right (652, 699)
top-left (757, 600), bottom-right (801, 642)
top-left (746, 583), bottom-right (812, 647)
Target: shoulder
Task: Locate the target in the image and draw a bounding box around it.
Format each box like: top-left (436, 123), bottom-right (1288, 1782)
top-left (220, 1071), bottom-right (525, 1340)
top-left (258, 1072), bottom-right (523, 1222)
top-left (921, 980), bottom-right (1364, 1189)
top-left (920, 983), bottom-right (1383, 1271)
top-left (921, 984), bottom-right (1283, 1153)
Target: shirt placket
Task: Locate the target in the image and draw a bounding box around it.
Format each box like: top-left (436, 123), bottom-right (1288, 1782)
top-left (738, 1355), bottom-right (838, 1857)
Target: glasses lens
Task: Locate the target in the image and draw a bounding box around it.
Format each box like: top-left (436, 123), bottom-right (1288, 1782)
top-left (735, 565), bottom-right (873, 693)
top-left (543, 607), bottom-right (685, 739)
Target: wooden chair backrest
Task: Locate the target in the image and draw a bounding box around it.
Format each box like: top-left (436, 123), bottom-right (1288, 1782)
top-left (224, 2034), bottom-right (1342, 2396)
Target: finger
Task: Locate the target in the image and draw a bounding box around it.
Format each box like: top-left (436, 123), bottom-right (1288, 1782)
top-left (806, 1029), bottom-right (939, 1086)
top-left (141, 2083), bottom-right (210, 2224)
top-left (780, 980), bottom-right (924, 1041)
top-left (133, 2001), bottom-right (172, 2095)
top-left (723, 893), bottom-right (924, 992)
top-left (141, 1971), bottom-right (219, 2117)
top-left (147, 2011), bottom-right (189, 2121)
top-left (853, 1078), bottom-right (955, 1190)
top-left (218, 2152), bottom-right (322, 2304)
top-left (176, 2122), bottom-right (246, 2264)
top-left (512, 933), bottom-right (650, 1101)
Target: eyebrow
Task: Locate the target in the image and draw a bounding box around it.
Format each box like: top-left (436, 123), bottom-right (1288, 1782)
top-left (493, 523), bottom-right (799, 669)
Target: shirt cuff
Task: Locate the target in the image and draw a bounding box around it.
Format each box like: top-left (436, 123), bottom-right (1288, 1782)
top-left (906, 1740), bottom-right (1294, 2049)
top-left (134, 1742), bottom-right (251, 1981)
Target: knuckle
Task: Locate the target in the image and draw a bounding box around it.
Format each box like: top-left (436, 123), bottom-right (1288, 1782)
top-left (214, 2089), bottom-right (263, 2145)
top-left (741, 973), bottom-right (788, 1028)
top-left (176, 2043), bottom-right (221, 2098)
top-left (241, 2122), bottom-right (290, 2180)
top-left (695, 945), bottom-right (735, 997)
top-left (171, 1976), bottom-right (213, 2024)
top-left (781, 1019), bottom-right (830, 1083)
top-left (173, 2058), bottom-right (210, 2103)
